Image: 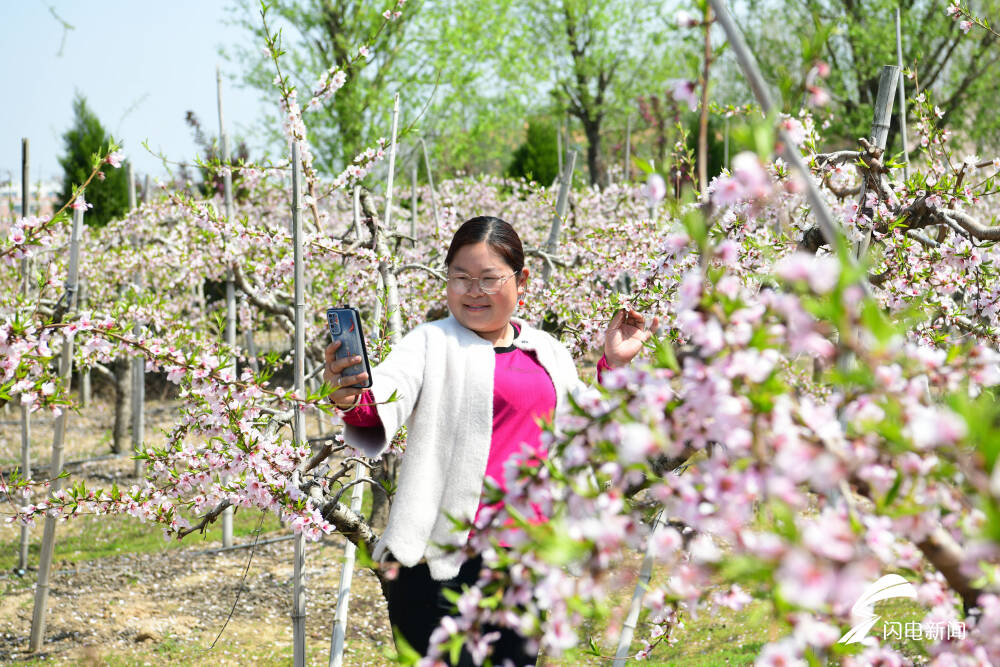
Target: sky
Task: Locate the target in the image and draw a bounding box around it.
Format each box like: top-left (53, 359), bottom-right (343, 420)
top-left (1, 0), bottom-right (270, 191)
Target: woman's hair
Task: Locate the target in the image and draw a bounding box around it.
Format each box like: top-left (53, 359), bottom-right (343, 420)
top-left (444, 216), bottom-right (525, 273)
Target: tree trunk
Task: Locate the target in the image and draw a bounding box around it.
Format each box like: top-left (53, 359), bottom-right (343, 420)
top-left (368, 453), bottom-right (399, 533)
top-left (581, 117), bottom-right (607, 189)
top-left (111, 359), bottom-right (131, 455)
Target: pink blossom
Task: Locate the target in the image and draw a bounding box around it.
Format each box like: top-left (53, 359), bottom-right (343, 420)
top-left (105, 151), bottom-right (124, 168)
top-left (779, 117), bottom-right (807, 146)
top-left (70, 196), bottom-right (92, 211)
top-left (668, 79), bottom-right (699, 111)
top-left (755, 639), bottom-right (806, 667)
top-left (675, 10), bottom-right (699, 27)
top-left (731, 152), bottom-right (772, 200)
top-left (711, 175), bottom-right (744, 207)
top-left (807, 85), bottom-right (830, 107)
top-left (960, 20), bottom-right (973, 32)
top-left (642, 173), bottom-right (667, 207)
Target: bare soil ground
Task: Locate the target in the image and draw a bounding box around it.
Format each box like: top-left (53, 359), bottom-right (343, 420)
top-left (1, 396), bottom-right (394, 665)
top-left (0, 527), bottom-right (393, 665)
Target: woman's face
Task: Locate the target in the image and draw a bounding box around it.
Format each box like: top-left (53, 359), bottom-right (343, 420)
top-left (446, 241), bottom-right (528, 343)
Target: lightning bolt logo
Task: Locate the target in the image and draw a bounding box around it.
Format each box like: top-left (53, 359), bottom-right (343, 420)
top-left (838, 574), bottom-right (917, 644)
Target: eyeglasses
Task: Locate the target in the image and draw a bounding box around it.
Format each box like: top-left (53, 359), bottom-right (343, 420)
top-left (447, 272), bottom-right (517, 295)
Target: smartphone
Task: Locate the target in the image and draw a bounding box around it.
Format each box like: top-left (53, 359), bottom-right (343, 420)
top-left (326, 306), bottom-right (373, 389)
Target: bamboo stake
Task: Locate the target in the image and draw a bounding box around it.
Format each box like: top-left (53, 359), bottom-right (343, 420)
top-left (328, 463), bottom-right (366, 667)
top-left (419, 138), bottom-right (440, 237)
top-left (18, 138), bottom-right (31, 573)
top-left (624, 114), bottom-right (632, 183)
top-left (128, 163), bottom-right (146, 479)
top-left (142, 174), bottom-right (151, 204)
top-left (856, 65), bottom-right (899, 257)
top-left (29, 203), bottom-right (85, 652)
top-left (218, 66), bottom-right (236, 549)
top-left (542, 150), bottom-right (577, 286)
top-left (613, 511), bottom-right (667, 666)
top-left (895, 7), bottom-right (910, 181)
top-left (291, 141), bottom-right (308, 667)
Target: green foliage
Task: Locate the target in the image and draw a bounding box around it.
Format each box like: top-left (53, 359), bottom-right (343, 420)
top-left (740, 0), bottom-right (1000, 150)
top-left (58, 94), bottom-right (129, 227)
top-left (507, 120), bottom-right (560, 185)
top-left (225, 0), bottom-right (425, 172)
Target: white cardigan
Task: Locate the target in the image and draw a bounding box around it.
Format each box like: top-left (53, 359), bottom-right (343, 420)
top-left (343, 314), bottom-right (585, 580)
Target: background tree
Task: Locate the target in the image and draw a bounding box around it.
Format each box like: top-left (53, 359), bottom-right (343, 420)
top-left (508, 119), bottom-right (560, 184)
top-left (224, 0), bottom-right (682, 186)
top-left (225, 0), bottom-right (424, 172)
top-left (57, 94), bottom-right (129, 227)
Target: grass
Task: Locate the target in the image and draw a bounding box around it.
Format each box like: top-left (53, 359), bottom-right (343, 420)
top-left (0, 507), bottom-right (284, 572)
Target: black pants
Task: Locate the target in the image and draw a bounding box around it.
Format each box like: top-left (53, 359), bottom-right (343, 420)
top-left (385, 555), bottom-right (538, 666)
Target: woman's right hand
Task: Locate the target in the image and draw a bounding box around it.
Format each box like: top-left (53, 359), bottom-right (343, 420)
top-left (324, 341), bottom-right (370, 410)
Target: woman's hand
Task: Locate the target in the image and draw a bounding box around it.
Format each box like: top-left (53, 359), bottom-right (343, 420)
top-left (604, 307), bottom-right (659, 369)
top-left (323, 341), bottom-right (370, 410)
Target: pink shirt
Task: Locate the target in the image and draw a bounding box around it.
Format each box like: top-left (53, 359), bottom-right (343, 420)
top-left (342, 324), bottom-right (611, 525)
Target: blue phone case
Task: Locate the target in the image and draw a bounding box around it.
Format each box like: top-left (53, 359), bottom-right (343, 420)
top-left (326, 306), bottom-right (373, 389)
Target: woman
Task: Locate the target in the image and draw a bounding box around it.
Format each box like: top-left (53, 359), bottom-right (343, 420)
top-left (323, 216), bottom-right (657, 665)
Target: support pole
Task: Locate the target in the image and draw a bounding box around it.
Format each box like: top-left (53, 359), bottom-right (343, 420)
top-left (218, 66), bottom-right (236, 549)
top-left (895, 7), bottom-right (910, 182)
top-left (328, 463), bottom-right (366, 667)
top-left (542, 150), bottom-right (577, 286)
top-left (18, 137), bottom-right (31, 574)
top-left (613, 512), bottom-right (668, 666)
top-left (410, 160), bottom-right (418, 248)
top-left (128, 163), bottom-right (146, 479)
top-left (381, 94), bottom-right (403, 341)
top-left (29, 203), bottom-right (85, 652)
top-left (352, 185), bottom-right (362, 242)
top-left (291, 141), bottom-right (307, 667)
top-left (78, 279), bottom-right (90, 406)
top-left (856, 65), bottom-right (899, 257)
top-left (419, 138), bottom-right (440, 237)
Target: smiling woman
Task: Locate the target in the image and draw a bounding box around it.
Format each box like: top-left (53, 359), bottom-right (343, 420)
top-left (322, 215), bottom-right (658, 665)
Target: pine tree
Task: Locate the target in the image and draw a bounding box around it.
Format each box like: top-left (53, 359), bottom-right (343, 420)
top-left (58, 94), bottom-right (129, 227)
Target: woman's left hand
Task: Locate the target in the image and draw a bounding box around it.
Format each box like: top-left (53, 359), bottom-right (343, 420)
top-left (604, 307), bottom-right (659, 368)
